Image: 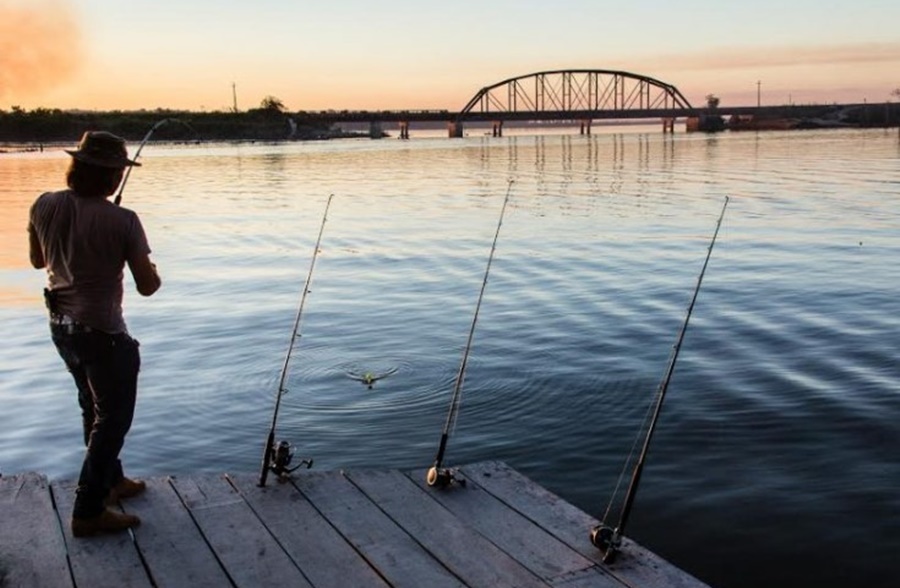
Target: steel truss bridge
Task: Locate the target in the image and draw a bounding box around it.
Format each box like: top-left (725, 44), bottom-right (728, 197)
top-left (306, 69), bottom-right (864, 137)
top-left (460, 69), bottom-right (692, 117)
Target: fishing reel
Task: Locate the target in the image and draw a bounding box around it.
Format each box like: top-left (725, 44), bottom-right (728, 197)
top-left (268, 440), bottom-right (313, 479)
top-left (590, 524), bottom-right (622, 564)
top-left (426, 465), bottom-right (466, 488)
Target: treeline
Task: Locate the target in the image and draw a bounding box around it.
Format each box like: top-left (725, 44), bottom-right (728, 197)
top-left (0, 107), bottom-right (350, 144)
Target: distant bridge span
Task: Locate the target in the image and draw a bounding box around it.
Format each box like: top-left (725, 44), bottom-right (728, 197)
top-left (308, 69), bottom-right (869, 137)
top-left (459, 69), bottom-right (693, 117)
top-left (315, 69), bottom-right (697, 128)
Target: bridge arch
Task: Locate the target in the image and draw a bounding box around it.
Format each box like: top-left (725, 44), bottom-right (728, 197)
top-left (458, 69), bottom-right (694, 117)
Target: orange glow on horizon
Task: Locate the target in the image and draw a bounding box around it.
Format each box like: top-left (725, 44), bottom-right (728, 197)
top-left (3, 20), bottom-right (897, 113)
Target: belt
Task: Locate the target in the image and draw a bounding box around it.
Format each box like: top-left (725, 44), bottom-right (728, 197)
top-left (49, 314), bottom-right (93, 333)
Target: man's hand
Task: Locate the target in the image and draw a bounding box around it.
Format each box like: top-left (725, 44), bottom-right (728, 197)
top-left (129, 254), bottom-right (161, 296)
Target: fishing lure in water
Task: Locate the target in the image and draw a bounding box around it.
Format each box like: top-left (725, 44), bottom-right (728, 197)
top-left (346, 367), bottom-right (398, 389)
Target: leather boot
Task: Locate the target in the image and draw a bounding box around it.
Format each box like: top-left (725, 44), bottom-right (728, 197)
top-left (113, 477), bottom-right (146, 499)
top-left (106, 477), bottom-right (147, 505)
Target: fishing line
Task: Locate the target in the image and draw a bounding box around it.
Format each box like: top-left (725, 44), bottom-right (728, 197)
top-left (591, 196), bottom-right (730, 563)
top-left (115, 118), bottom-right (200, 206)
top-left (258, 194), bottom-right (334, 487)
top-left (426, 179), bottom-right (514, 488)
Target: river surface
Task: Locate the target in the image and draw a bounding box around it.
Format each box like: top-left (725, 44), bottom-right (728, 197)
top-left (1, 127), bottom-right (898, 588)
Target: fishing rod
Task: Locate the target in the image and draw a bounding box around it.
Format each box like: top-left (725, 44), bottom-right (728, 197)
top-left (591, 196), bottom-right (730, 563)
top-left (115, 118), bottom-right (198, 206)
top-left (427, 180), bottom-right (514, 488)
top-left (258, 194), bottom-right (334, 487)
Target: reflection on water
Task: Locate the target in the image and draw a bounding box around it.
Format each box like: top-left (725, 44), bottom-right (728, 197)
top-left (0, 152), bottom-right (67, 305)
top-left (1, 129), bottom-right (899, 588)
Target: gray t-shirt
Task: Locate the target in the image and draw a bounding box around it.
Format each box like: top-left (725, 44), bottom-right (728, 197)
top-left (29, 189), bottom-right (151, 334)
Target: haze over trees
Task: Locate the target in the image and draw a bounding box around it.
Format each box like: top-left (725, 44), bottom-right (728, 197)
top-left (0, 103), bottom-right (346, 144)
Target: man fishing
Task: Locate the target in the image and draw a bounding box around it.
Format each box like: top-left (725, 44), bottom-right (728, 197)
top-left (28, 131), bottom-right (161, 537)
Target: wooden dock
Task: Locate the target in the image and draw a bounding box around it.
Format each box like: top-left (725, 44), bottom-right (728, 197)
top-left (1, 461), bottom-right (710, 588)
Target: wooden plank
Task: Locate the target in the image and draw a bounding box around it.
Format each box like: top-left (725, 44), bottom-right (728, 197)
top-left (404, 468), bottom-right (619, 587)
top-left (117, 477), bottom-right (232, 588)
top-left (346, 468), bottom-right (549, 588)
top-left (52, 479), bottom-right (152, 588)
top-left (550, 566), bottom-right (626, 588)
top-left (227, 474), bottom-right (389, 588)
top-left (0, 473), bottom-right (72, 588)
top-left (291, 469), bottom-right (466, 588)
top-left (2, 464), bottom-right (714, 588)
top-left (459, 462), bottom-right (711, 588)
top-left (169, 473), bottom-right (312, 588)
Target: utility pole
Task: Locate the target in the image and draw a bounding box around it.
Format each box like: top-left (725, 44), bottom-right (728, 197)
top-left (232, 82), bottom-right (238, 113)
top-left (757, 80), bottom-right (761, 108)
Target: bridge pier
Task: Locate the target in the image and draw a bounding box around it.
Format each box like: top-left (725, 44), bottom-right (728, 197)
top-left (398, 121), bottom-right (409, 140)
top-left (579, 120), bottom-right (592, 135)
top-left (448, 121), bottom-right (464, 138)
top-left (492, 121), bottom-right (503, 137)
top-left (369, 121), bottom-right (383, 139)
top-left (662, 117), bottom-right (675, 133)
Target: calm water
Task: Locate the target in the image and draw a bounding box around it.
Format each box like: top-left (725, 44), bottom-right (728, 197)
top-left (1, 128), bottom-right (898, 588)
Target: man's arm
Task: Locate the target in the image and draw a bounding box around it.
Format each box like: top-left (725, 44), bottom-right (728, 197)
top-left (28, 223), bottom-right (45, 269)
top-left (128, 253), bottom-right (161, 296)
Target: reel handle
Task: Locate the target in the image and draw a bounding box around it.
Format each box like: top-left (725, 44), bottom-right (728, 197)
top-left (269, 440), bottom-right (313, 479)
top-left (590, 524), bottom-right (621, 564)
top-left (426, 466), bottom-right (466, 488)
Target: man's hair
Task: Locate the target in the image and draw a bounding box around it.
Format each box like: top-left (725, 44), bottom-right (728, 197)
top-left (66, 159), bottom-right (124, 197)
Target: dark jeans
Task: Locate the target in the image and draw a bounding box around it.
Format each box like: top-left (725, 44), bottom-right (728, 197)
top-left (51, 324), bottom-right (141, 518)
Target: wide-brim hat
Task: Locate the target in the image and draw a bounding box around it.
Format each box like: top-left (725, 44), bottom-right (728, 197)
top-left (65, 131), bottom-right (141, 168)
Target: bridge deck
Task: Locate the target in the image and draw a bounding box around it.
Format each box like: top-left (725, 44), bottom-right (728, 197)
top-left (0, 461), bottom-right (710, 588)
top-left (313, 103), bottom-right (870, 123)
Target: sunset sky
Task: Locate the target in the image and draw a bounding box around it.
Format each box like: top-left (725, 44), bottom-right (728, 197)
top-left (3, 0), bottom-right (899, 113)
